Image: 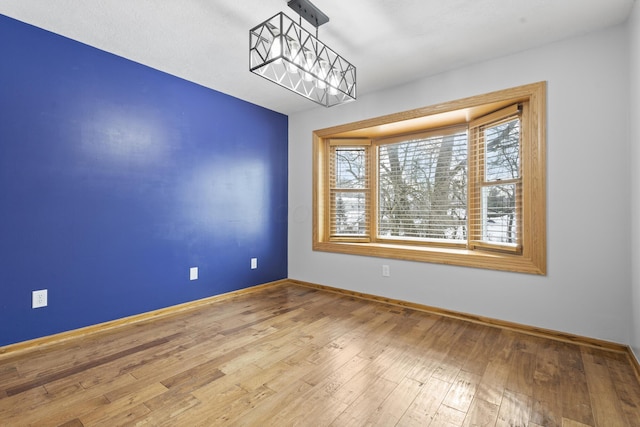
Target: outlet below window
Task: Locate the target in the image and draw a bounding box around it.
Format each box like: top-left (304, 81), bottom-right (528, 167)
top-left (382, 265), bottom-right (390, 277)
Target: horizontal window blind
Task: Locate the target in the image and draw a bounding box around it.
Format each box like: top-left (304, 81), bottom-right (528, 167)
top-left (377, 130), bottom-right (468, 241)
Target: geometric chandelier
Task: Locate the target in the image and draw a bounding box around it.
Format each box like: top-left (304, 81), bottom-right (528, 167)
top-left (249, 0), bottom-right (356, 107)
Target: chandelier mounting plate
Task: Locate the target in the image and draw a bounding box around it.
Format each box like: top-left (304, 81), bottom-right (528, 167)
top-left (287, 0), bottom-right (329, 27)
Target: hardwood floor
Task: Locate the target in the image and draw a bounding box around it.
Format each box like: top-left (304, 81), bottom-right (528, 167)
top-left (1, 282), bottom-right (639, 426)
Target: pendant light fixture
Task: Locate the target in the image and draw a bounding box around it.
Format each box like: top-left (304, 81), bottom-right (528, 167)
top-left (249, 0), bottom-right (356, 107)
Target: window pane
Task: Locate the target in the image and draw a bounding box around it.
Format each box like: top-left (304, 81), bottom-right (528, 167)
top-left (482, 184), bottom-right (517, 243)
top-left (332, 191), bottom-right (367, 235)
top-left (334, 148), bottom-right (366, 189)
top-left (485, 119), bottom-right (520, 181)
top-left (378, 132), bottom-right (467, 240)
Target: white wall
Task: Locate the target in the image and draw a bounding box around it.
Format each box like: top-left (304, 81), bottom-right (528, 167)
top-left (630, 1), bottom-right (640, 357)
top-left (289, 24), bottom-right (631, 344)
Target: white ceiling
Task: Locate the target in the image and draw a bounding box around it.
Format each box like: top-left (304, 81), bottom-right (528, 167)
top-left (0, 0), bottom-right (635, 115)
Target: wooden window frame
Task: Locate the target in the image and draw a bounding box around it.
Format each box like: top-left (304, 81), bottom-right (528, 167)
top-left (328, 140), bottom-right (371, 242)
top-left (312, 82), bottom-right (546, 275)
top-left (468, 104), bottom-right (523, 254)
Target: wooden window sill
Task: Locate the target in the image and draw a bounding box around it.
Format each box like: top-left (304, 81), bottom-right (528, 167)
top-left (313, 240), bottom-right (545, 275)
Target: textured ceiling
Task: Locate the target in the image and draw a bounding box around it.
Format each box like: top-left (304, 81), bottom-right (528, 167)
top-left (0, 0), bottom-right (635, 115)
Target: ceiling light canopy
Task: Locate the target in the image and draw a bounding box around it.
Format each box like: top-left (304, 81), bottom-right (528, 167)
top-left (250, 0), bottom-right (356, 107)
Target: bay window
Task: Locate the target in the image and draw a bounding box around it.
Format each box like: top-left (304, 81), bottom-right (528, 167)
top-left (313, 82), bottom-right (546, 274)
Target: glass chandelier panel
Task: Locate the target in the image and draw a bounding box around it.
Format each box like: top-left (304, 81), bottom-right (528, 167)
top-left (250, 12), bottom-right (356, 107)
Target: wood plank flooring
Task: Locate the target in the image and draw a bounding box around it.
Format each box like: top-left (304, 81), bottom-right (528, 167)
top-left (1, 282), bottom-right (639, 426)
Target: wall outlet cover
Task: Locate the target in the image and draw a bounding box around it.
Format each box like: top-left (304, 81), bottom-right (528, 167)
top-left (32, 289), bottom-right (48, 308)
top-left (382, 265), bottom-right (390, 277)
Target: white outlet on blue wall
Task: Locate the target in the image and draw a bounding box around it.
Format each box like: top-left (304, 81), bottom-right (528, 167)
top-left (190, 267), bottom-right (198, 281)
top-left (32, 289), bottom-right (47, 308)
top-left (251, 258), bottom-right (258, 269)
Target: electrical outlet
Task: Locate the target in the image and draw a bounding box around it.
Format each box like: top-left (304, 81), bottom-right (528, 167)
top-left (251, 258), bottom-right (258, 270)
top-left (190, 267), bottom-right (198, 281)
top-left (32, 289), bottom-right (48, 308)
top-left (382, 265), bottom-right (390, 277)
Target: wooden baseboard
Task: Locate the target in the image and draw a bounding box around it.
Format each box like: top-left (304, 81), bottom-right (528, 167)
top-left (4, 277), bottom-right (639, 386)
top-left (287, 279), bottom-right (629, 353)
top-left (287, 279), bottom-right (640, 385)
top-left (629, 347), bottom-right (640, 385)
top-left (0, 279), bottom-right (288, 358)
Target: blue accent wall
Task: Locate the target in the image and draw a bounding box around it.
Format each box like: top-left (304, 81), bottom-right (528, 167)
top-left (0, 15), bottom-right (288, 346)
